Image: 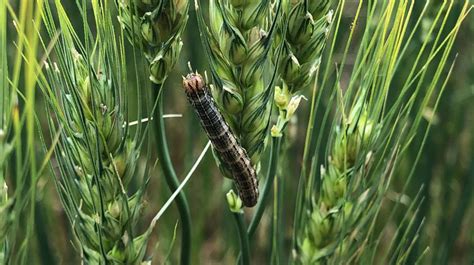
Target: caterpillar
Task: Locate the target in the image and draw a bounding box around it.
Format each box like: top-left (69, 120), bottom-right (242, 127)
top-left (182, 72), bottom-right (259, 207)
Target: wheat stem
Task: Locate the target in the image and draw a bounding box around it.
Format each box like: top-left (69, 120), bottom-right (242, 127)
top-left (233, 210), bottom-right (250, 265)
top-left (153, 87), bottom-right (192, 265)
top-left (247, 136), bottom-right (282, 237)
top-left (271, 174), bottom-right (282, 265)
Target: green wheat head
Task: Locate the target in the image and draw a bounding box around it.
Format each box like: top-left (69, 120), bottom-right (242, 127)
top-left (45, 49), bottom-right (148, 265)
top-left (195, 0), bottom-right (282, 176)
top-left (297, 104), bottom-right (380, 263)
top-left (41, 1), bottom-right (153, 263)
top-left (117, 0), bottom-right (189, 85)
top-left (279, 0), bottom-right (333, 94)
top-left (293, 1), bottom-right (471, 263)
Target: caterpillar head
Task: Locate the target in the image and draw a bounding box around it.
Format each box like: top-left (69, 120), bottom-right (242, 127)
top-left (183, 73), bottom-right (205, 93)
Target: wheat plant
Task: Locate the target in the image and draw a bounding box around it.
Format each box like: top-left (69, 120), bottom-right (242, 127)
top-left (117, 1), bottom-right (193, 264)
top-left (0, 0), bottom-right (472, 264)
top-left (292, 1), bottom-right (471, 264)
top-left (1, 0), bottom-right (45, 263)
top-left (0, 1), bottom-right (13, 260)
top-left (279, 0), bottom-right (333, 93)
top-left (195, 0), bottom-right (282, 175)
top-left (192, 2), bottom-right (287, 262)
top-left (117, 0), bottom-right (189, 86)
top-left (39, 1), bottom-right (156, 263)
top-left (271, 0), bottom-right (334, 137)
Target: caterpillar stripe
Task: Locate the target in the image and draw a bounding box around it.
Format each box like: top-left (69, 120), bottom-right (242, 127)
top-left (182, 73), bottom-right (259, 207)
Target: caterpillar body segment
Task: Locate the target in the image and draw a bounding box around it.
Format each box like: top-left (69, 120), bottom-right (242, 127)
top-left (183, 73), bottom-right (259, 207)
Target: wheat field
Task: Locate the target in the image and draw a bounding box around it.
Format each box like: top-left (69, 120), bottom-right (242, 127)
top-left (0, 0), bottom-right (472, 264)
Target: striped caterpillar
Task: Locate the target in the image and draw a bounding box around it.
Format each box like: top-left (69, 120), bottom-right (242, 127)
top-left (182, 73), bottom-right (259, 207)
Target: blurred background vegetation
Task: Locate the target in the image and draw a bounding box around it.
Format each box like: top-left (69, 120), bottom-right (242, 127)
top-left (0, 0), bottom-right (472, 264)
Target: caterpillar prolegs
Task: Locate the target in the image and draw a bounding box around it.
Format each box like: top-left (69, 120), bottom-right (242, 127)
top-left (182, 73), bottom-right (259, 207)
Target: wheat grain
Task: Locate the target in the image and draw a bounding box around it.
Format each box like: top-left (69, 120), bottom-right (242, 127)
top-left (44, 40), bottom-right (149, 263)
top-left (296, 107), bottom-right (379, 264)
top-left (196, 0), bottom-right (281, 181)
top-left (280, 1), bottom-right (333, 93)
top-left (38, 5), bottom-right (157, 259)
top-left (117, 0), bottom-right (189, 85)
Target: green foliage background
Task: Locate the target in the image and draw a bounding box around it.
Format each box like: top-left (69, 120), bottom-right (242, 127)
top-left (0, 0), bottom-right (472, 264)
